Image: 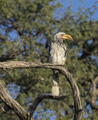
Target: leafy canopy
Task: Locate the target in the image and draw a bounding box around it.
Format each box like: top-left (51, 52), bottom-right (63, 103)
top-left (0, 0), bottom-right (98, 119)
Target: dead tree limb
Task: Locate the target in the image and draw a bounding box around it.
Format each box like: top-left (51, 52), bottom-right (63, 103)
top-left (0, 61), bottom-right (83, 120)
top-left (0, 81), bottom-right (70, 120)
top-left (29, 94), bottom-right (69, 117)
top-left (0, 81), bottom-right (30, 120)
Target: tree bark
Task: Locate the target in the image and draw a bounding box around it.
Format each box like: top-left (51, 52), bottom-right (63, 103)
top-left (0, 61), bottom-right (82, 120)
top-left (0, 81), bottom-right (30, 120)
top-left (29, 94), bottom-right (69, 117)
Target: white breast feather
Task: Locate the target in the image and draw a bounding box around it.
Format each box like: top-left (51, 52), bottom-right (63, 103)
top-left (50, 43), bottom-right (67, 65)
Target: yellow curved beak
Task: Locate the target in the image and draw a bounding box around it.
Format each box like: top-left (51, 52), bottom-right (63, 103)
top-left (61, 34), bottom-right (73, 40)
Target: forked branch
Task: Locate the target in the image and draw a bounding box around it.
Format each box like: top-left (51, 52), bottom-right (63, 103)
top-left (0, 61), bottom-right (82, 120)
top-left (29, 94), bottom-right (69, 117)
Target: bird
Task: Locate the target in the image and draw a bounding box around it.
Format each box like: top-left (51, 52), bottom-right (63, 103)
top-left (49, 32), bottom-right (73, 96)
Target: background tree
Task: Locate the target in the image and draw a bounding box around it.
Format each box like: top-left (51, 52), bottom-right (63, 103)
top-left (0, 0), bottom-right (98, 119)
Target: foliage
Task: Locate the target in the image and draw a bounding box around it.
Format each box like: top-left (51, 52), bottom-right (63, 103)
top-left (0, 0), bottom-right (98, 119)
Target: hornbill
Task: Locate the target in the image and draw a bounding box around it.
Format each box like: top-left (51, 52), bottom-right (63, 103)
top-left (50, 32), bottom-right (73, 96)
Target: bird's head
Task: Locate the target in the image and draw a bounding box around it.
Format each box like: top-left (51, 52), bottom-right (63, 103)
top-left (54, 32), bottom-right (73, 43)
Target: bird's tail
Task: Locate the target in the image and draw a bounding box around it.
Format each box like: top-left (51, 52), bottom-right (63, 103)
top-left (52, 70), bottom-right (59, 96)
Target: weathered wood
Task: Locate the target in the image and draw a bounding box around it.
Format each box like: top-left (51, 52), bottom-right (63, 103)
top-left (0, 61), bottom-right (62, 69)
top-left (0, 81), bottom-right (70, 120)
top-left (0, 81), bottom-right (30, 120)
top-left (29, 94), bottom-right (69, 117)
top-left (59, 67), bottom-right (83, 120)
top-left (0, 61), bottom-right (83, 120)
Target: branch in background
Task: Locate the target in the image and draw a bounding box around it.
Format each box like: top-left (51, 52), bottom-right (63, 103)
top-left (0, 61), bottom-right (83, 120)
top-left (79, 42), bottom-right (98, 60)
top-left (0, 50), bottom-right (27, 62)
top-left (0, 51), bottom-right (20, 62)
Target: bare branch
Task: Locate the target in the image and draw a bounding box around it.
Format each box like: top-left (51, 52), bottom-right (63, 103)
top-left (0, 61), bottom-right (83, 120)
top-left (91, 76), bottom-right (98, 109)
top-left (0, 61), bottom-right (62, 69)
top-left (0, 50), bottom-right (28, 62)
top-left (0, 81), bottom-right (30, 120)
top-left (29, 94), bottom-right (69, 117)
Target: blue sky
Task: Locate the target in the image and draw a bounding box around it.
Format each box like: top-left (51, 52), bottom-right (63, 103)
top-left (57, 0), bottom-right (98, 20)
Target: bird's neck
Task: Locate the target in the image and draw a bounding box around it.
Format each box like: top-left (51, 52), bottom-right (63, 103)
top-left (55, 41), bottom-right (63, 45)
top-left (54, 39), bottom-right (63, 44)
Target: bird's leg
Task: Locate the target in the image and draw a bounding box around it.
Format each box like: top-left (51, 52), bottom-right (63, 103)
top-left (52, 70), bottom-right (59, 96)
